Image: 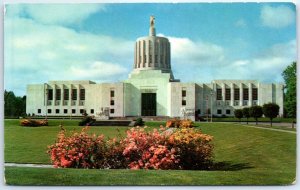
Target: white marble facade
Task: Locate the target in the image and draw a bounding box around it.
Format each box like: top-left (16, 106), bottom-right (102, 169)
top-left (26, 17), bottom-right (284, 119)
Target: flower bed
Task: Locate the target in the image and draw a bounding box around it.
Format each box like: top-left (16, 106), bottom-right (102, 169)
top-left (47, 121), bottom-right (214, 170)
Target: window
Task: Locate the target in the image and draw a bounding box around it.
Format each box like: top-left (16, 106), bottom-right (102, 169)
top-left (80, 109), bottom-right (84, 114)
top-left (64, 109), bottom-right (68, 114)
top-left (55, 89), bottom-right (61, 100)
top-left (80, 89), bottom-right (85, 100)
top-left (110, 90), bottom-right (115, 97)
top-left (72, 109), bottom-right (76, 114)
top-left (110, 100), bottom-right (114, 106)
top-left (182, 90), bottom-right (186, 97)
top-left (216, 89), bottom-right (222, 100)
top-left (64, 89), bottom-right (69, 100)
top-left (90, 109), bottom-right (94, 114)
top-left (47, 89), bottom-right (53, 100)
top-left (149, 55), bottom-right (152, 63)
top-left (71, 89), bottom-right (77, 100)
top-left (110, 109), bottom-right (115, 114)
top-left (226, 109), bottom-right (231, 115)
top-left (252, 88), bottom-right (258, 100)
top-left (243, 88), bottom-right (249, 100)
top-left (48, 109), bottom-right (52, 114)
top-left (37, 109), bottom-right (41, 114)
top-left (155, 55), bottom-right (158, 63)
top-left (56, 109), bottom-right (59, 114)
top-left (234, 88), bottom-right (240, 100)
top-left (217, 109), bottom-right (222, 114)
top-left (225, 89), bottom-right (231, 100)
top-left (182, 100), bottom-right (186, 106)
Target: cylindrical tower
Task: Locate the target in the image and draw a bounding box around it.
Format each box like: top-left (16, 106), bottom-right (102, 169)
top-left (133, 16), bottom-right (172, 74)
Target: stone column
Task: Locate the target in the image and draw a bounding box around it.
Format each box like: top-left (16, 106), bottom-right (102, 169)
top-left (239, 83), bottom-right (243, 106)
top-left (222, 83), bottom-right (226, 103)
top-left (230, 83), bottom-right (234, 106)
top-left (69, 84), bottom-right (72, 106)
top-left (248, 83), bottom-right (252, 106)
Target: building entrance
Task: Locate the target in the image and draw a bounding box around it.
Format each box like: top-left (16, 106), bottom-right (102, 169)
top-left (141, 93), bottom-right (156, 116)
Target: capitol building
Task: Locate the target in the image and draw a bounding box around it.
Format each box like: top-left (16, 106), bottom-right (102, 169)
top-left (26, 16), bottom-right (284, 120)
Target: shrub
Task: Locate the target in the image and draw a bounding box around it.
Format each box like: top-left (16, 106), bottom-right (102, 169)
top-left (166, 119), bottom-right (194, 128)
top-left (168, 128), bottom-right (214, 169)
top-left (48, 121), bottom-right (214, 170)
top-left (242, 107), bottom-right (250, 124)
top-left (249, 106), bottom-right (263, 125)
top-left (262, 103), bottom-right (280, 127)
top-left (134, 117), bottom-right (144, 126)
top-left (78, 116), bottom-right (95, 126)
top-left (20, 119), bottom-right (48, 127)
top-left (121, 126), bottom-right (179, 169)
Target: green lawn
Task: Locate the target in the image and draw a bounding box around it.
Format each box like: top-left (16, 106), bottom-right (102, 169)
top-left (4, 119), bottom-right (296, 185)
top-left (211, 117), bottom-right (296, 123)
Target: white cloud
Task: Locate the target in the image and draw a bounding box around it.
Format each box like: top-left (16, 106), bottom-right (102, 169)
top-left (157, 34), bottom-right (224, 66)
top-left (4, 17), bottom-right (132, 95)
top-left (260, 5), bottom-right (295, 28)
top-left (235, 19), bottom-right (247, 28)
top-left (5, 4), bottom-right (105, 25)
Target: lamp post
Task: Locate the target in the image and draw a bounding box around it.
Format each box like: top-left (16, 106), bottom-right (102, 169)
top-left (44, 83), bottom-right (48, 120)
top-left (210, 90), bottom-right (214, 122)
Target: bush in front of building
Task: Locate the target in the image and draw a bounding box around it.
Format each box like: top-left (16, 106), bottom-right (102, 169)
top-left (47, 124), bottom-right (214, 170)
top-left (242, 107), bottom-right (250, 124)
top-left (134, 117), bottom-right (145, 126)
top-left (20, 119), bottom-right (48, 127)
top-left (166, 119), bottom-right (194, 128)
top-left (78, 116), bottom-right (95, 126)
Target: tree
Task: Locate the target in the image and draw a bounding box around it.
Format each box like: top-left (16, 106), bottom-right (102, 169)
top-left (4, 90), bottom-right (26, 118)
top-left (249, 106), bottom-right (263, 125)
top-left (242, 107), bottom-right (250, 124)
top-left (234, 109), bottom-right (243, 123)
top-left (263, 103), bottom-right (280, 127)
top-left (282, 62), bottom-right (296, 118)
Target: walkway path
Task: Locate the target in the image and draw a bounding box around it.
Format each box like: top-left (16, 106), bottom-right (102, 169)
top-left (5, 163), bottom-right (53, 168)
top-left (235, 123), bottom-right (297, 134)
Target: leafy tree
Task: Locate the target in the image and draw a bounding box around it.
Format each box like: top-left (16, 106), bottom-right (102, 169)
top-left (4, 90), bottom-right (26, 117)
top-left (282, 62), bottom-right (296, 118)
top-left (263, 103), bottom-right (280, 127)
top-left (242, 107), bottom-right (250, 124)
top-left (234, 109), bottom-right (243, 123)
top-left (249, 106), bottom-right (263, 125)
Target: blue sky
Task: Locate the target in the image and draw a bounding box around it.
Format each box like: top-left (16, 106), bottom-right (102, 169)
top-left (4, 3), bottom-right (296, 96)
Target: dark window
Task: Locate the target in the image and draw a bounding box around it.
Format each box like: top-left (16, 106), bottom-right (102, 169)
top-left (64, 89), bottom-right (69, 100)
top-left (110, 109), bottom-right (115, 114)
top-left (48, 109), bottom-right (52, 114)
top-left (149, 55), bottom-right (152, 63)
top-left (216, 89), bottom-right (222, 100)
top-left (72, 89), bottom-right (77, 100)
top-left (155, 55), bottom-right (158, 63)
top-left (56, 109), bottom-right (59, 114)
top-left (64, 109), bottom-right (68, 114)
top-left (252, 88), bottom-right (258, 100)
top-left (72, 109), bottom-right (76, 114)
top-left (110, 100), bottom-right (114, 106)
top-left (182, 90), bottom-right (186, 97)
top-left (110, 90), bottom-right (114, 97)
top-left (225, 89), bottom-right (231, 100)
top-left (80, 89), bottom-right (85, 100)
top-left (37, 109), bottom-right (41, 114)
top-left (243, 88), bottom-right (249, 100)
top-left (226, 109), bottom-right (231, 115)
top-left (182, 100), bottom-right (186, 106)
top-left (80, 109), bottom-right (84, 114)
top-left (48, 89), bottom-right (53, 100)
top-left (90, 109), bottom-right (94, 114)
top-left (234, 88), bottom-right (240, 100)
top-left (217, 109), bottom-right (222, 114)
top-left (55, 89), bottom-right (61, 100)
